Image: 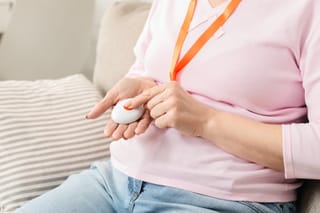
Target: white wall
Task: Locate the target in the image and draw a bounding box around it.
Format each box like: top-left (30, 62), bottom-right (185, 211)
top-left (0, 0), bottom-right (95, 80)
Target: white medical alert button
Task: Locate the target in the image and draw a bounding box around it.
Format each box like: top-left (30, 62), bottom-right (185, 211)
top-left (111, 98), bottom-right (144, 124)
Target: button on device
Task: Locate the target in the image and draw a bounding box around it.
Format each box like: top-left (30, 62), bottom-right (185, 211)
top-left (111, 98), bottom-right (144, 124)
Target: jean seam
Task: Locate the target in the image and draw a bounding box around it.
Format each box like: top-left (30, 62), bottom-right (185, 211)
top-left (128, 192), bottom-right (138, 213)
top-left (128, 178), bottom-right (143, 213)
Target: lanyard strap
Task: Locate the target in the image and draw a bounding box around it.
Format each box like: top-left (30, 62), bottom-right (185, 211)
top-left (170, 0), bottom-right (241, 81)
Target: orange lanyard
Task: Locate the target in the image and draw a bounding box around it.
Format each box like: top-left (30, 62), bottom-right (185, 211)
top-left (170, 0), bottom-right (241, 81)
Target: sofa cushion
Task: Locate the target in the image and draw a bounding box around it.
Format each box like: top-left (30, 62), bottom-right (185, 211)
top-left (93, 1), bottom-right (151, 95)
top-left (0, 74), bottom-right (111, 212)
top-left (297, 180), bottom-right (320, 213)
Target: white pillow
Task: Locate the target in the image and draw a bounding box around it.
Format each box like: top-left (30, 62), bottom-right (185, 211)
top-left (0, 74), bottom-right (111, 212)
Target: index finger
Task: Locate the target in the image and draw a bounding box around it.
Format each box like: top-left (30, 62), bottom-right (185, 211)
top-left (125, 85), bottom-right (165, 110)
top-left (86, 92), bottom-right (117, 119)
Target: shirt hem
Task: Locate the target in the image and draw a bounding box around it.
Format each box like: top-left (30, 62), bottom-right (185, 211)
top-left (111, 156), bottom-right (297, 203)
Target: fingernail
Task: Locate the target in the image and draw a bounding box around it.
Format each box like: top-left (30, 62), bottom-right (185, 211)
top-left (85, 114), bottom-right (89, 119)
top-left (86, 112), bottom-right (93, 119)
top-left (123, 105), bottom-right (133, 111)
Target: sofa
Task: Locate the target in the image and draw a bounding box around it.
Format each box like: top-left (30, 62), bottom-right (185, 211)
top-left (0, 1), bottom-right (319, 212)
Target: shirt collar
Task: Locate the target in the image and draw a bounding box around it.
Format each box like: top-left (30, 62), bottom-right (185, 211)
top-left (188, 0), bottom-right (230, 32)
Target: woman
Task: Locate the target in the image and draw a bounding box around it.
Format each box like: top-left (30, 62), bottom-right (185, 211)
top-left (16, 0), bottom-right (320, 212)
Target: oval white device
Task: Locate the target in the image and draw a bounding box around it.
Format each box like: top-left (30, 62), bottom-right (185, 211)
top-left (111, 98), bottom-right (145, 124)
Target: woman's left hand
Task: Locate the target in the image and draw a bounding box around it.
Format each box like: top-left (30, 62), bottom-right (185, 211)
top-left (126, 82), bottom-right (285, 171)
top-left (125, 81), bottom-right (215, 137)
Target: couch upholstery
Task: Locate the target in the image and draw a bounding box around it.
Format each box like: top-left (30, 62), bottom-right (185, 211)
top-left (0, 0), bottom-right (95, 81)
top-left (297, 181), bottom-right (320, 212)
top-left (94, 1), bottom-right (151, 94)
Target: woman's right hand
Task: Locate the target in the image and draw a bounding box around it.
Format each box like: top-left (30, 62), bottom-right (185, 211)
top-left (86, 77), bottom-right (156, 140)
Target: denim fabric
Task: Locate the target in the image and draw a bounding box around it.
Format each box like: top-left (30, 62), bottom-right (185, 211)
top-left (15, 160), bottom-right (295, 213)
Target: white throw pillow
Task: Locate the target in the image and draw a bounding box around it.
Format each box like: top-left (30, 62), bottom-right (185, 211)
top-left (0, 74), bottom-right (111, 212)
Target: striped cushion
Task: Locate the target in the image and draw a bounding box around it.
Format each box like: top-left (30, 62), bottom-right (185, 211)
top-left (0, 74), bottom-right (111, 213)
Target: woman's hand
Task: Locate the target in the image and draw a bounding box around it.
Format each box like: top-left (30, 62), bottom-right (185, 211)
top-left (86, 77), bottom-right (156, 140)
top-left (125, 81), bottom-right (215, 137)
top-left (126, 81), bottom-right (284, 171)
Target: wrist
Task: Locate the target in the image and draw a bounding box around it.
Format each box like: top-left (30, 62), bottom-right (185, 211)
top-left (198, 107), bottom-right (219, 139)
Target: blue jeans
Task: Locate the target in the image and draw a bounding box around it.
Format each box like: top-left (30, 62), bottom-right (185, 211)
top-left (15, 160), bottom-right (295, 213)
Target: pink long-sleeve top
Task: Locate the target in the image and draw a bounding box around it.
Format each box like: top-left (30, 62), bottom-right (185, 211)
top-left (110, 0), bottom-right (320, 202)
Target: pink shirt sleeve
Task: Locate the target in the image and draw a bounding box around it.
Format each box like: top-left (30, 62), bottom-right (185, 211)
top-left (282, 3), bottom-right (320, 179)
top-left (125, 0), bottom-right (159, 78)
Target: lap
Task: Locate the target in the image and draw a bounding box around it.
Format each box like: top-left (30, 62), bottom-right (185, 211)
top-left (14, 160), bottom-right (296, 213)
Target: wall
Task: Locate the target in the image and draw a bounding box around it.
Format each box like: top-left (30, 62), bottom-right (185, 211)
top-left (0, 0), bottom-right (95, 80)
